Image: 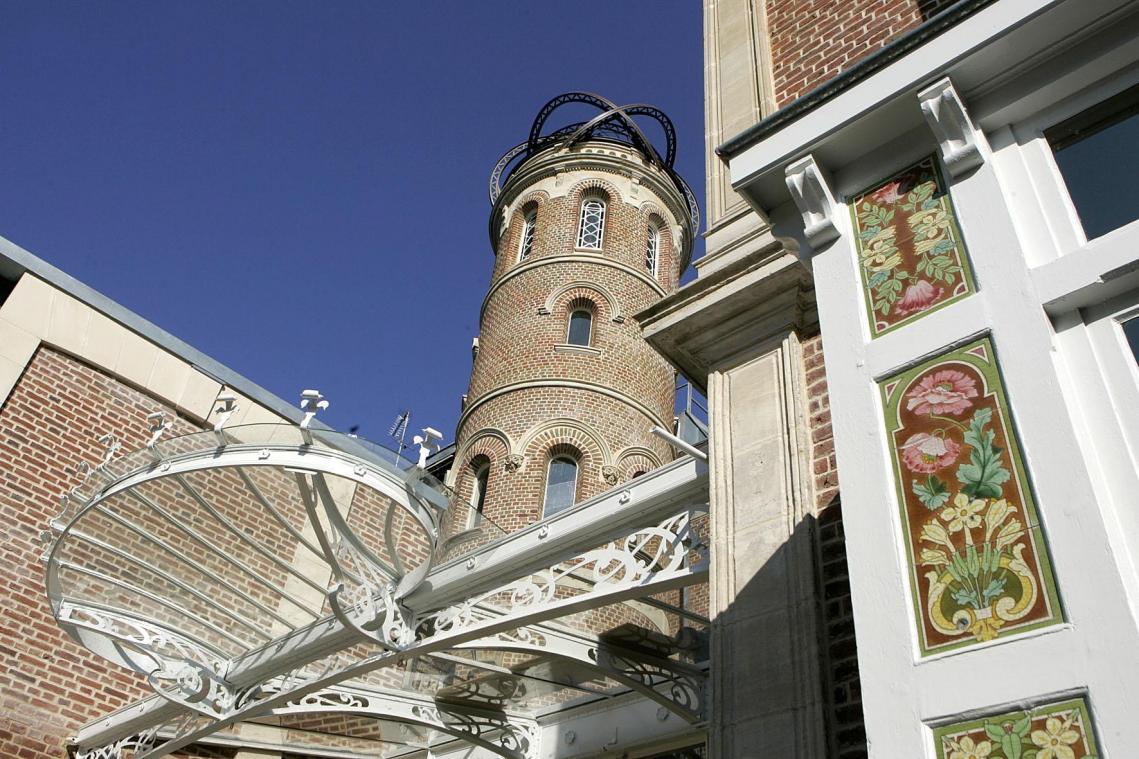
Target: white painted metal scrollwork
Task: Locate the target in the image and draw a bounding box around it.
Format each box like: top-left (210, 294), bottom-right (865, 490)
top-left (58, 604), bottom-right (240, 719)
top-left (426, 509), bottom-right (707, 638)
top-left (76, 726), bottom-right (159, 759)
top-left (257, 687), bottom-right (540, 759)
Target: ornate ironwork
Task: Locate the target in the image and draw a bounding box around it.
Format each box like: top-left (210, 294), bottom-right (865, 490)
top-left (424, 509), bottom-right (707, 639)
top-left (57, 603), bottom-right (242, 719)
top-left (488, 92), bottom-right (700, 233)
top-left (76, 726), bottom-right (159, 759)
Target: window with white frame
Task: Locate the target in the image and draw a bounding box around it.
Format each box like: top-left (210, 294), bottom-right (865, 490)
top-left (1123, 314), bottom-right (1139, 367)
top-left (1046, 83), bottom-right (1139, 240)
top-left (518, 210), bottom-right (536, 262)
top-left (577, 196), bottom-right (606, 249)
top-left (542, 455), bottom-right (578, 516)
top-left (645, 223), bottom-right (660, 276)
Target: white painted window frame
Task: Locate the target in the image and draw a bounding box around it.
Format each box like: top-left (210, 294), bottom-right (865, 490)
top-left (518, 209), bottom-right (537, 262)
top-left (576, 197), bottom-right (606, 250)
top-left (645, 223), bottom-right (660, 277)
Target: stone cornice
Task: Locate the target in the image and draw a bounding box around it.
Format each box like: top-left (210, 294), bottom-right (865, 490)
top-left (637, 240), bottom-right (818, 388)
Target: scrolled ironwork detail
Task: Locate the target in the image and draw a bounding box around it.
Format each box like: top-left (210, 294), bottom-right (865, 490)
top-left (423, 508), bottom-right (707, 638)
top-left (76, 726), bottom-right (159, 759)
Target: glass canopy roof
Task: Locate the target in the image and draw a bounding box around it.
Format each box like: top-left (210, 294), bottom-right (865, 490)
top-left (47, 422), bottom-right (709, 759)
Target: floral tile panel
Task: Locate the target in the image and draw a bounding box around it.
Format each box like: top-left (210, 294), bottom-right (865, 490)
top-left (881, 337), bottom-right (1062, 656)
top-left (933, 696), bottom-right (1100, 759)
top-left (852, 155), bottom-right (977, 337)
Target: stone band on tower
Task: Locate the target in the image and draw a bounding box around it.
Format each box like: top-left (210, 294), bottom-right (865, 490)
top-left (451, 93), bottom-right (698, 534)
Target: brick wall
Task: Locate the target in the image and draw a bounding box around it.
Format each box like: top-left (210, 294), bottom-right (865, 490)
top-left (805, 335), bottom-right (838, 510)
top-left (456, 152), bottom-right (690, 535)
top-left (767, 0), bottom-right (957, 107)
top-left (803, 335), bottom-right (865, 756)
top-left (0, 347), bottom-right (208, 759)
top-left (817, 503), bottom-right (865, 759)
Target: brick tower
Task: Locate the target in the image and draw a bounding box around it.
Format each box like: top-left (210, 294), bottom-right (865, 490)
top-left (450, 93), bottom-right (698, 534)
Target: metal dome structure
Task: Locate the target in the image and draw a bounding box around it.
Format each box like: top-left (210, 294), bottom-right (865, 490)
top-left (489, 92), bottom-right (701, 233)
top-left (46, 395), bottom-right (709, 759)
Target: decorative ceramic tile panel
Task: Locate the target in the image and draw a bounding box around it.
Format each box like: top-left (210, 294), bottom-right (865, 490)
top-left (933, 696), bottom-right (1100, 759)
top-left (852, 155), bottom-right (976, 337)
top-left (881, 337), bottom-right (1062, 656)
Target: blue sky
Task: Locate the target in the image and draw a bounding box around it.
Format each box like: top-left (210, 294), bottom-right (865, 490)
top-left (0, 1), bottom-right (704, 443)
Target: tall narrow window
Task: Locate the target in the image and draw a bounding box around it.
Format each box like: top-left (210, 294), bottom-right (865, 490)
top-left (567, 309), bottom-right (592, 346)
top-left (469, 462), bottom-right (489, 525)
top-left (1046, 83), bottom-right (1139, 239)
top-left (577, 197), bottom-right (606, 249)
top-left (543, 456), bottom-right (578, 516)
top-left (518, 210), bottom-right (536, 262)
top-left (645, 224), bottom-right (660, 276)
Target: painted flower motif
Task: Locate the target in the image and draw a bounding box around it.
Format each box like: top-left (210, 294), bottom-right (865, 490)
top-left (871, 180), bottom-right (906, 205)
top-left (920, 520), bottom-right (954, 551)
top-left (909, 207), bottom-right (951, 238)
top-left (861, 227), bottom-right (901, 271)
top-left (895, 279), bottom-right (943, 316)
top-left (948, 736), bottom-right (993, 759)
top-left (941, 493), bottom-right (985, 534)
top-left (920, 547), bottom-right (949, 567)
top-left (1031, 715), bottom-right (1081, 759)
top-left (983, 499), bottom-right (1016, 543)
top-left (969, 615), bottom-right (1005, 642)
top-left (901, 432), bottom-right (961, 473)
top-left (906, 369), bottom-right (978, 416)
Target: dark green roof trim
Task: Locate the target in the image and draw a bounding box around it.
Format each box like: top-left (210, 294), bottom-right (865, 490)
top-left (716, 0), bottom-right (997, 160)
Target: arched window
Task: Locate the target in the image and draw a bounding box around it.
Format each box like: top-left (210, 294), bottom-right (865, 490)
top-left (577, 196), bottom-right (606, 249)
top-left (518, 209), bottom-right (537, 262)
top-left (567, 309), bottom-right (592, 346)
top-left (543, 456), bottom-right (578, 516)
top-left (469, 460), bottom-right (490, 526)
top-left (645, 223), bottom-right (660, 276)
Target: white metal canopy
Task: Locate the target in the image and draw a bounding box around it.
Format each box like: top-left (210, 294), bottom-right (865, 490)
top-left (45, 418), bottom-right (710, 759)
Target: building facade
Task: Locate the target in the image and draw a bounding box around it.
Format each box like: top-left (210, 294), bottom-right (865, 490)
top-left (644, 0), bottom-right (1139, 757)
top-left (6, 1), bottom-right (1139, 758)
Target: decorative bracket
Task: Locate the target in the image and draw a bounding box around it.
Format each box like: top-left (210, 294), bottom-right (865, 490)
top-left (298, 388), bottom-right (329, 434)
top-left (918, 77), bottom-right (986, 177)
top-left (212, 392), bottom-right (239, 432)
top-left (785, 154), bottom-right (840, 249)
top-left (146, 411), bottom-right (172, 450)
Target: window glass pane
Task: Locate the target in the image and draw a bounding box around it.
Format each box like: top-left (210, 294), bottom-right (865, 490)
top-left (645, 227), bottom-right (659, 275)
top-left (518, 212), bottom-right (536, 261)
top-left (1048, 87), bottom-right (1139, 240)
top-left (567, 310), bottom-right (592, 345)
top-left (1123, 316), bottom-right (1139, 366)
top-left (544, 458), bottom-right (577, 516)
top-left (473, 468), bottom-right (488, 515)
top-left (577, 199), bottom-right (605, 248)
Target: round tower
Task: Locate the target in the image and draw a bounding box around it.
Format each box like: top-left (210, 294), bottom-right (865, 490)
top-left (451, 93), bottom-right (699, 534)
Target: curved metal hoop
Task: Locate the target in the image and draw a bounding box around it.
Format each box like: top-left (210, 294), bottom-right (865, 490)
top-left (489, 92), bottom-right (699, 233)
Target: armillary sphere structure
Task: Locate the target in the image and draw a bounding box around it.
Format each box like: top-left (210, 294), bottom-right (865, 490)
top-left (489, 92), bottom-right (701, 235)
top-left (44, 396), bottom-right (710, 758)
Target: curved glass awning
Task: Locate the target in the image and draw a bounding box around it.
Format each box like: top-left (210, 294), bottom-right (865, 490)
top-left (46, 422), bottom-right (709, 759)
